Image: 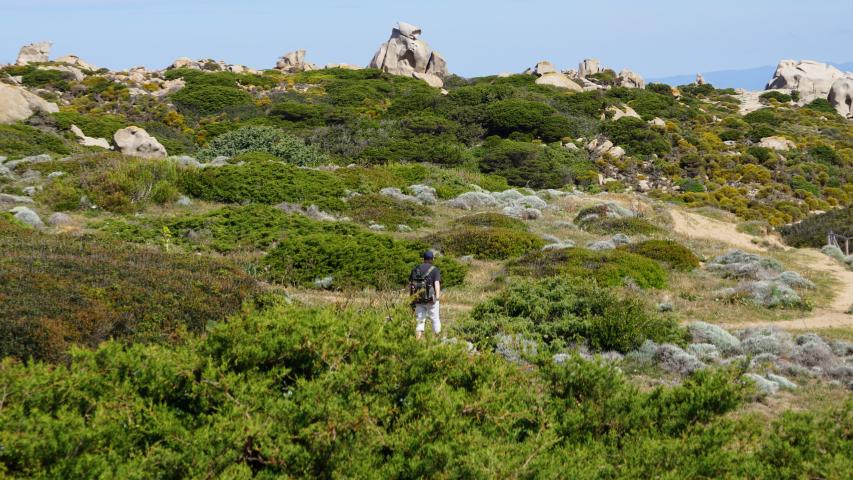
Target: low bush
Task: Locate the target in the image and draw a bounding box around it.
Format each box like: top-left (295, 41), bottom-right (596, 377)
top-left (804, 98), bottom-right (837, 114)
top-left (262, 226), bottom-right (466, 290)
top-left (180, 160), bottom-right (347, 211)
top-left (479, 137), bottom-right (591, 189)
top-left (196, 125), bottom-right (329, 164)
top-left (171, 84), bottom-right (253, 115)
top-left (510, 247), bottom-right (668, 289)
top-left (624, 240), bottom-right (700, 271)
top-left (0, 124), bottom-right (69, 159)
top-left (23, 301), bottom-right (853, 478)
top-left (94, 204), bottom-right (321, 253)
top-left (452, 212), bottom-right (528, 231)
top-left (600, 117), bottom-right (671, 157)
top-left (36, 153), bottom-right (182, 213)
top-left (345, 193), bottom-right (430, 228)
top-left (759, 91), bottom-right (792, 104)
top-left (52, 111), bottom-right (127, 139)
top-left (580, 216), bottom-right (661, 235)
top-left (431, 227), bottom-right (545, 260)
top-left (0, 228), bottom-right (257, 362)
top-left (457, 276), bottom-right (684, 352)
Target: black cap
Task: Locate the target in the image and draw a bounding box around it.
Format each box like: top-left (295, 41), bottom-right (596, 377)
top-left (423, 250), bottom-right (435, 260)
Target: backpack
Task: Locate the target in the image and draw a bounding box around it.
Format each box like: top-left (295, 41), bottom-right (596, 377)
top-left (409, 265), bottom-right (436, 304)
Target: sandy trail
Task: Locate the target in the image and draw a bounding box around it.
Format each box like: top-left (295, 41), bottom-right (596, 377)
top-left (669, 209), bottom-right (767, 251)
top-left (671, 209), bottom-right (853, 331)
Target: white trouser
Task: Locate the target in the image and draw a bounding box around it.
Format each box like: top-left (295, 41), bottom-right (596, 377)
top-left (415, 301), bottom-right (441, 334)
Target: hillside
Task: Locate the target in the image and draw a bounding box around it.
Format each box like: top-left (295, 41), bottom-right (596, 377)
top-left (1, 27), bottom-right (852, 478)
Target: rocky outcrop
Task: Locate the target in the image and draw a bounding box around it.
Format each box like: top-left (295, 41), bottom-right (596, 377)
top-left (535, 72), bottom-right (582, 91)
top-left (39, 65), bottom-right (85, 81)
top-left (71, 125), bottom-right (111, 149)
top-left (828, 76), bottom-right (853, 119)
top-left (16, 41), bottom-right (51, 65)
top-left (0, 83), bottom-right (59, 124)
top-left (169, 58), bottom-right (257, 74)
top-left (527, 60), bottom-right (581, 91)
top-left (54, 54), bottom-right (97, 71)
top-left (113, 126), bottom-right (167, 158)
top-left (696, 73), bottom-right (706, 85)
top-left (758, 136), bottom-right (796, 151)
top-left (578, 58), bottom-right (601, 78)
top-left (766, 60), bottom-right (844, 100)
top-left (276, 49), bottom-right (317, 73)
top-left (369, 22), bottom-right (448, 87)
top-left (617, 68), bottom-right (645, 89)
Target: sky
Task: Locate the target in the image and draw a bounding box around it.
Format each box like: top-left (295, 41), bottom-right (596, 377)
top-left (1, 0), bottom-right (851, 79)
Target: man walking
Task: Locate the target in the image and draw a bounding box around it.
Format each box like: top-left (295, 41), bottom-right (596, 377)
top-left (409, 250), bottom-right (441, 339)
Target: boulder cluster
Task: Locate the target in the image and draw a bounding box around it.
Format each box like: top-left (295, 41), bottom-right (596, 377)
top-left (522, 57), bottom-right (646, 92)
top-left (369, 22), bottom-right (448, 88)
top-left (764, 59), bottom-right (853, 118)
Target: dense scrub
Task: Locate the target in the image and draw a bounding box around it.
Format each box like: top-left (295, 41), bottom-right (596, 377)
top-left (179, 159), bottom-right (347, 211)
top-left (345, 193), bottom-right (431, 228)
top-left (0, 227), bottom-right (257, 362)
top-left (457, 276), bottom-right (685, 352)
top-left (778, 205), bottom-right (853, 247)
top-left (262, 224), bottom-right (466, 290)
top-left (510, 248), bottom-right (668, 289)
top-left (430, 226), bottom-right (545, 260)
top-left (2, 301), bottom-right (849, 478)
top-left (36, 153), bottom-right (182, 213)
top-left (451, 212), bottom-right (528, 231)
top-left (624, 239), bottom-right (701, 271)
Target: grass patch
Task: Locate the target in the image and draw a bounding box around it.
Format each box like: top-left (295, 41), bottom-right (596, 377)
top-left (510, 247), bottom-right (668, 289)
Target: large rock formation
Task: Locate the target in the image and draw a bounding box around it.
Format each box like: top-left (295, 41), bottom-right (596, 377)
top-left (0, 83), bottom-right (59, 124)
top-left (617, 68), bottom-right (645, 89)
top-left (369, 22), bottom-right (448, 87)
top-left (16, 41), bottom-right (51, 65)
top-left (766, 60), bottom-right (844, 100)
top-left (828, 76), bottom-right (853, 119)
top-left (578, 58), bottom-right (601, 78)
top-left (54, 54), bottom-right (97, 71)
top-left (113, 126), bottom-right (167, 158)
top-left (527, 60), bottom-right (582, 91)
top-left (276, 49), bottom-right (317, 73)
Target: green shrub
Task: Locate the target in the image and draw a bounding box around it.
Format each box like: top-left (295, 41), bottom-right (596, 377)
top-left (196, 125), bottom-right (328, 164)
top-left (600, 117), bottom-right (671, 156)
top-left (345, 193), bottom-right (431, 228)
top-left (52, 111), bottom-right (127, 139)
top-left (262, 226), bottom-right (466, 290)
top-left (743, 108), bottom-right (781, 126)
top-left (479, 137), bottom-right (590, 188)
top-left (0, 228), bottom-right (257, 362)
top-left (804, 98), bottom-right (837, 114)
top-left (0, 124), bottom-right (69, 159)
top-left (759, 91), bottom-right (792, 103)
top-left (17, 301), bottom-right (839, 478)
top-left (171, 84), bottom-right (253, 115)
top-left (431, 227), bottom-right (545, 260)
top-left (179, 160), bottom-right (347, 211)
top-left (21, 68), bottom-right (72, 90)
top-left (510, 248), bottom-right (668, 289)
top-left (452, 212), bottom-right (528, 231)
top-left (624, 240), bottom-right (700, 271)
top-left (483, 99), bottom-right (570, 141)
top-left (457, 276), bottom-right (684, 352)
top-left (581, 216), bottom-right (661, 235)
top-left (808, 145), bottom-right (841, 166)
top-left (94, 204), bottom-right (320, 253)
top-left (36, 154), bottom-right (182, 213)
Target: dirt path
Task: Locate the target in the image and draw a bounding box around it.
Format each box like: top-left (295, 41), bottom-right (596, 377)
top-left (670, 209), bottom-right (767, 251)
top-left (670, 209), bottom-right (853, 331)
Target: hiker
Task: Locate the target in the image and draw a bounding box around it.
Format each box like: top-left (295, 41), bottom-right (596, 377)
top-left (409, 250), bottom-right (442, 339)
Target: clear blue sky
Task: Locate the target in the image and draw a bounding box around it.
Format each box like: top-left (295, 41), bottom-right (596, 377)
top-left (1, 0), bottom-right (850, 78)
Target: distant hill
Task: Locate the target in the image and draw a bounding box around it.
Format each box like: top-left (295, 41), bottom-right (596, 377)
top-left (649, 61), bottom-right (853, 90)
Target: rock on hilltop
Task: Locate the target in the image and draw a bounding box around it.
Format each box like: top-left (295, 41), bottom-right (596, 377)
top-left (369, 22), bottom-right (448, 88)
top-left (766, 60), bottom-right (844, 101)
